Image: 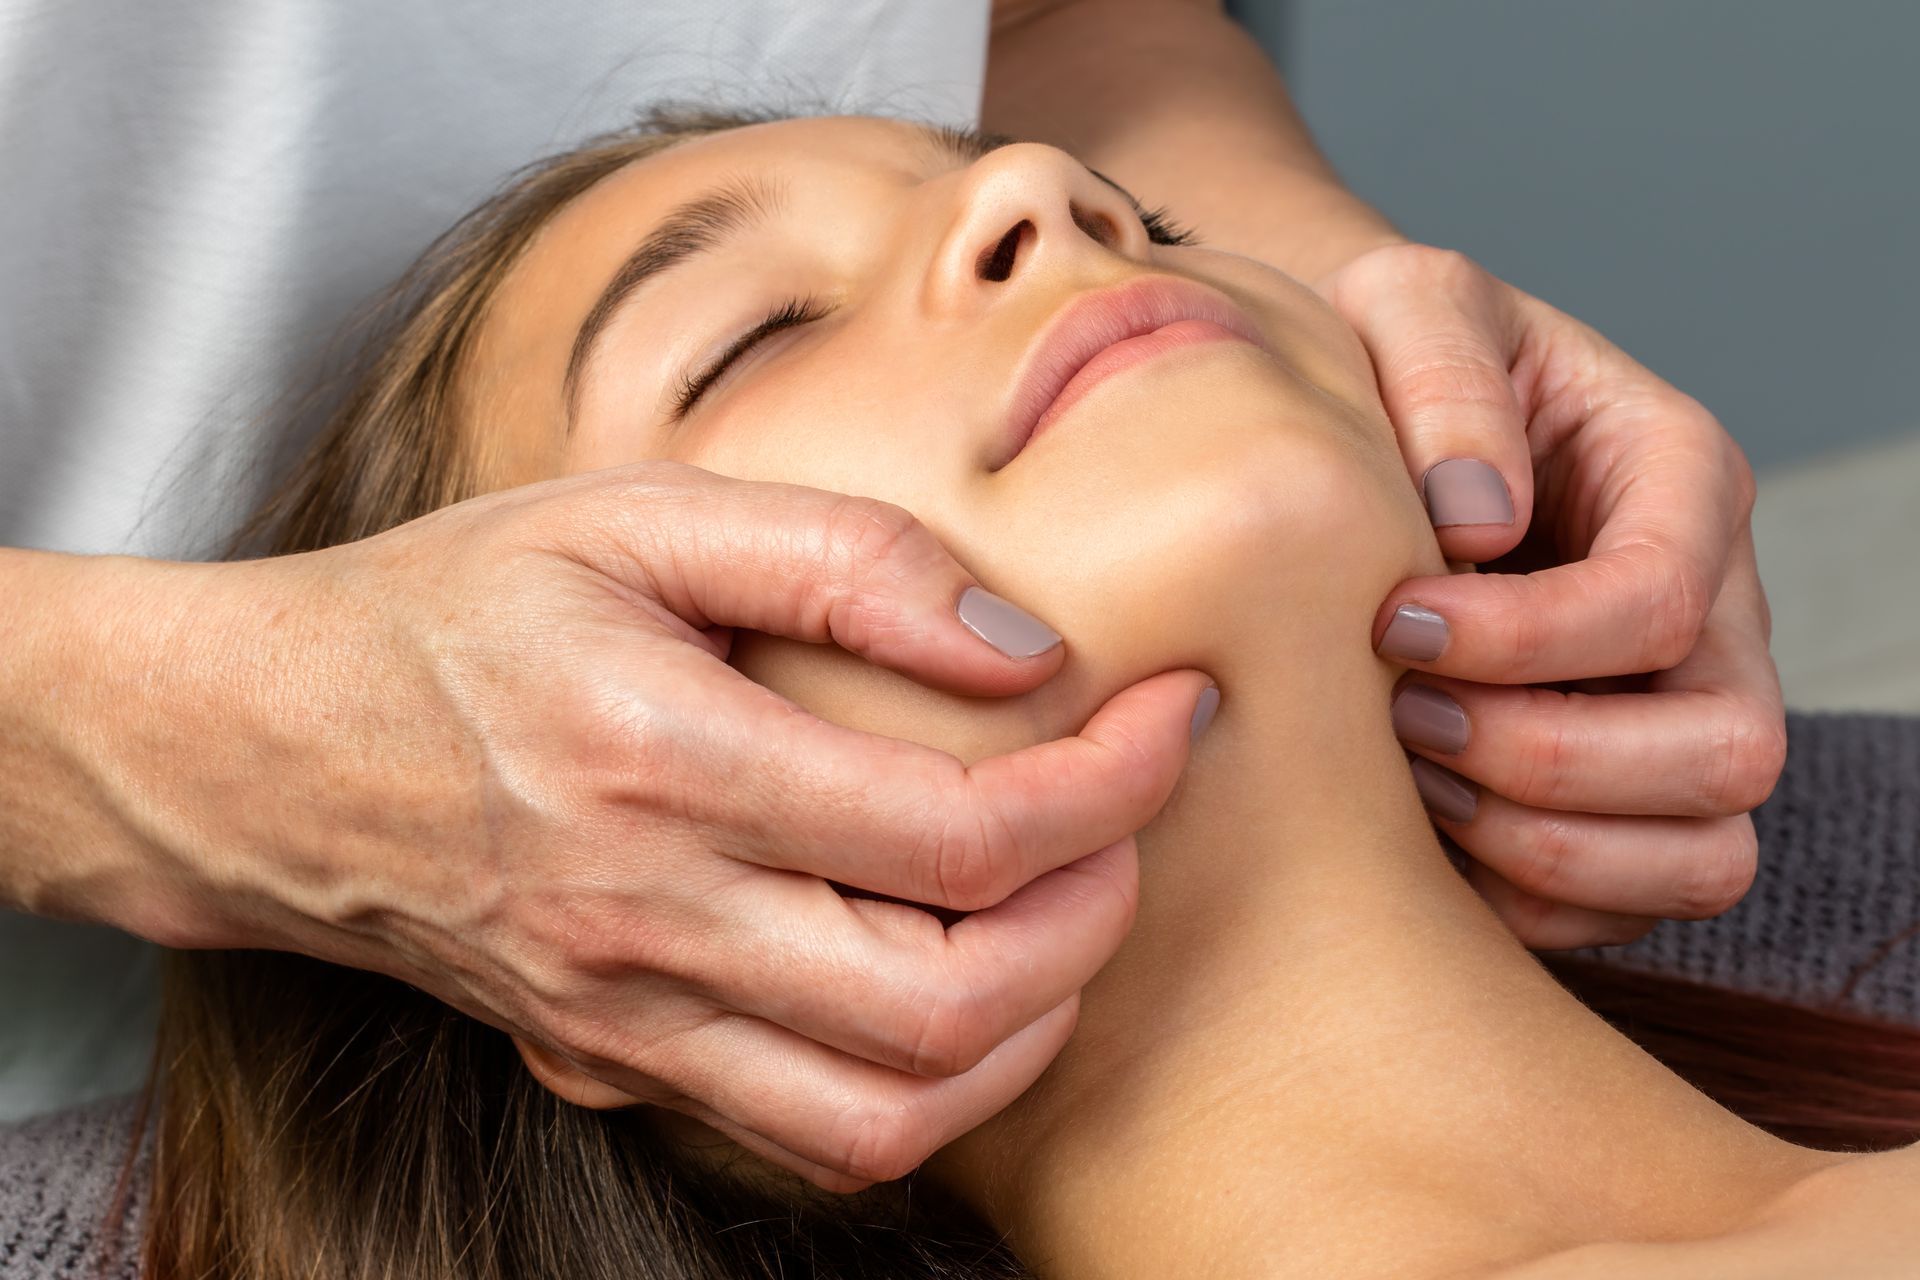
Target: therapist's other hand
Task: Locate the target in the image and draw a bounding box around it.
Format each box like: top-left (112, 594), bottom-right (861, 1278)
top-left (70, 462), bottom-right (1211, 1191)
top-left (1323, 245), bottom-right (1784, 949)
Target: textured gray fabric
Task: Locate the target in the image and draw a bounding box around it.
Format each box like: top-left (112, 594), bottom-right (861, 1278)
top-left (0, 1096), bottom-right (146, 1279)
top-left (1585, 712), bottom-right (1920, 1024)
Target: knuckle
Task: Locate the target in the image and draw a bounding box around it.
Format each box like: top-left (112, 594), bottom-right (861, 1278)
top-left (605, 458), bottom-right (701, 505)
top-left (1699, 704), bottom-right (1788, 814)
top-left (1720, 436), bottom-right (1759, 521)
top-left (830, 1100), bottom-right (932, 1185)
top-left (1664, 391), bottom-right (1738, 450)
top-left (1508, 695), bottom-right (1579, 806)
top-left (509, 902), bottom-right (602, 1001)
top-left (544, 1004), bottom-right (710, 1090)
top-left (534, 1007), bottom-right (623, 1070)
top-left (821, 495), bottom-right (923, 579)
top-left (1643, 556), bottom-right (1713, 671)
top-left (1674, 819), bottom-right (1759, 919)
top-left (1394, 243), bottom-right (1483, 291)
top-left (902, 982), bottom-right (994, 1078)
top-left (1507, 816), bottom-right (1584, 903)
top-left (1477, 575), bottom-right (1555, 676)
top-left (1654, 391), bottom-right (1757, 525)
top-left (817, 496), bottom-right (949, 646)
top-left (530, 890), bottom-right (677, 984)
top-left (919, 796), bottom-right (1017, 911)
top-left (1329, 243), bottom-right (1480, 312)
top-left (579, 699), bottom-right (672, 784)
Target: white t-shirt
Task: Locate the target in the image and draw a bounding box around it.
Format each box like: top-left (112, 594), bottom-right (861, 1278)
top-left (0, 0), bottom-right (988, 1118)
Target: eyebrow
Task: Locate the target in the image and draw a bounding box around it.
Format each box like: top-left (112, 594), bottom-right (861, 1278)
top-left (560, 123), bottom-right (1151, 424)
top-left (562, 172), bottom-right (786, 417)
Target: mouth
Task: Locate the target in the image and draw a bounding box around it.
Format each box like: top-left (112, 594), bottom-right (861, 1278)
top-left (992, 276), bottom-right (1269, 470)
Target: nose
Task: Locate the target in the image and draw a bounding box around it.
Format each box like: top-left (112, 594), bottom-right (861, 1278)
top-left (922, 142), bottom-right (1152, 318)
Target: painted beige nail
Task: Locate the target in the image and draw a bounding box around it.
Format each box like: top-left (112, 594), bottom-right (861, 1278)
top-left (1189, 685), bottom-right (1221, 741)
top-left (1392, 683), bottom-right (1469, 755)
top-left (1423, 458), bottom-right (1515, 528)
top-left (1378, 604), bottom-right (1449, 663)
top-left (1410, 757), bottom-right (1479, 824)
top-left (957, 586), bottom-right (1063, 659)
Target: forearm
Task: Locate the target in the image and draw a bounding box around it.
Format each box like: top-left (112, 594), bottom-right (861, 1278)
top-left (1, 550), bottom-right (156, 921)
top-left (986, 0), bottom-right (1401, 282)
top-left (0, 548), bottom-right (245, 944)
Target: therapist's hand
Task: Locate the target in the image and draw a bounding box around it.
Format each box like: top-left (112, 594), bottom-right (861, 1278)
top-left (5, 462), bottom-right (1210, 1191)
top-left (980, 1), bottom-right (1777, 949)
top-left (1323, 245), bottom-right (1785, 949)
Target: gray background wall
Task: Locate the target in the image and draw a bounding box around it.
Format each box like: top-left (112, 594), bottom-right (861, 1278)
top-left (1230, 1), bottom-right (1920, 470)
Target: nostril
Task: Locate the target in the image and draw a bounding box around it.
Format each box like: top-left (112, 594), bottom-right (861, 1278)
top-left (976, 219), bottom-right (1032, 283)
top-left (1070, 203), bottom-right (1119, 248)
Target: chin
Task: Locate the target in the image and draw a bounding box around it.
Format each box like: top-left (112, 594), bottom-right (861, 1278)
top-left (975, 356), bottom-right (1434, 672)
top-left (732, 362), bottom-right (1438, 769)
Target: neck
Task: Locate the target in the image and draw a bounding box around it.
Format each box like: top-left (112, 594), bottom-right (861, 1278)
top-left (930, 651), bottom-right (1830, 1279)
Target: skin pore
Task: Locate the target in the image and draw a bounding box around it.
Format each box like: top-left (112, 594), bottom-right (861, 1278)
top-left (460, 117), bottom-right (1907, 1278)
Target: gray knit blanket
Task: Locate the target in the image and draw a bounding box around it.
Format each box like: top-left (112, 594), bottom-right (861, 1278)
top-left (1592, 712), bottom-right (1920, 1021)
top-left (0, 1098), bottom-right (146, 1279)
top-left (4, 711), bottom-right (1916, 1277)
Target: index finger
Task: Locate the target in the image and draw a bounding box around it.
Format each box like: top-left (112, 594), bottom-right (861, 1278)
top-left (655, 652), bottom-right (1216, 911)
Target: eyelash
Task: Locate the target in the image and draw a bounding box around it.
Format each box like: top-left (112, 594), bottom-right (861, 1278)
top-left (670, 203), bottom-right (1196, 417)
top-left (1137, 205), bottom-right (1196, 247)
top-left (670, 296), bottom-right (830, 419)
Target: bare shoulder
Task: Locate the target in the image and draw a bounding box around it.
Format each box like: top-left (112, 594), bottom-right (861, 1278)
top-left (1485, 1146), bottom-right (1920, 1280)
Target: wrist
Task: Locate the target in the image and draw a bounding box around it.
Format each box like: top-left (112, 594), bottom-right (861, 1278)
top-left (0, 549), bottom-right (161, 924)
top-left (0, 548), bottom-right (264, 945)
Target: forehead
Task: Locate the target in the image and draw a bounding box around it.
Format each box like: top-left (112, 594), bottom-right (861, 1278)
top-left (462, 116), bottom-right (935, 483)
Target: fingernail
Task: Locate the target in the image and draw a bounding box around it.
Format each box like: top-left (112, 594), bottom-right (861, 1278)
top-left (1410, 757), bottom-right (1479, 823)
top-left (1189, 684), bottom-right (1220, 741)
top-left (1377, 604), bottom-right (1449, 662)
top-left (1391, 682), bottom-right (1469, 755)
top-left (1423, 458), bottom-right (1514, 528)
top-left (956, 585), bottom-right (1063, 658)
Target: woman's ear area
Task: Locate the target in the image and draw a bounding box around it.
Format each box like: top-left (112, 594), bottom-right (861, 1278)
top-left (512, 1034), bottom-right (644, 1109)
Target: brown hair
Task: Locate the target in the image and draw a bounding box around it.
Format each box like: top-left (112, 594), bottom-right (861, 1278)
top-left (136, 106), bottom-right (1920, 1279)
top-left (148, 107), bottom-right (1029, 1280)
top-left (1548, 958), bottom-right (1920, 1152)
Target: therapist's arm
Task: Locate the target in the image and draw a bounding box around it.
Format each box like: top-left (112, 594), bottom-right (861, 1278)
top-left (0, 466), bottom-right (1211, 1190)
top-left (986, 0), bottom-right (1397, 281)
top-left (988, 0), bottom-right (1786, 948)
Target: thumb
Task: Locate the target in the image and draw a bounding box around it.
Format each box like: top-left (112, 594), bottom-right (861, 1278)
top-left (1326, 246), bottom-right (1534, 565)
top-left (560, 462), bottom-right (1066, 697)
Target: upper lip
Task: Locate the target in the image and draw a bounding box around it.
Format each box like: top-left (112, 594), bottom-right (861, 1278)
top-left (992, 275), bottom-right (1268, 469)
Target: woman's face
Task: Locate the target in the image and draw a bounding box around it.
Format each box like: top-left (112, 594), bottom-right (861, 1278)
top-left (470, 116), bottom-right (1438, 751)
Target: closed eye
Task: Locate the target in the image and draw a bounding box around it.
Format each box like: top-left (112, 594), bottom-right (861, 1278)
top-left (1137, 205), bottom-right (1195, 247)
top-left (666, 178), bottom-right (1189, 419)
top-left (670, 296), bottom-right (830, 418)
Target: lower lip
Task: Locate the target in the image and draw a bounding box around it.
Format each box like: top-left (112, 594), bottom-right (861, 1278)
top-left (1026, 318), bottom-right (1254, 448)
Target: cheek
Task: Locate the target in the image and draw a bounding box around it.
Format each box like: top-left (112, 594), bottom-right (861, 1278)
top-left (727, 414), bottom-right (1439, 772)
top-left (963, 386), bottom-right (1440, 686)
top-left (684, 369), bottom-right (1073, 765)
top-left (672, 357), bottom-right (955, 515)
